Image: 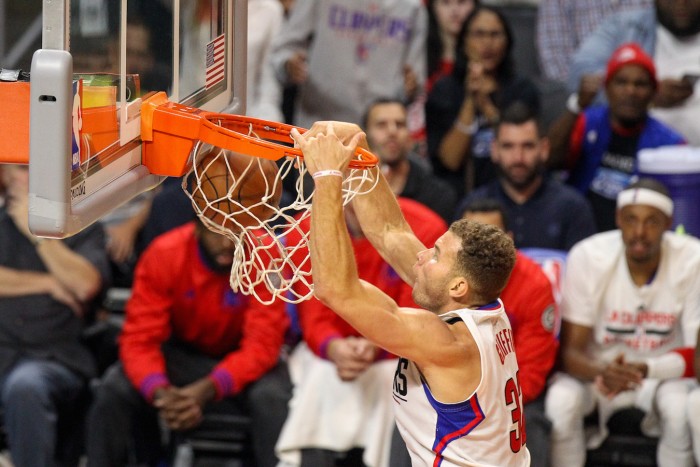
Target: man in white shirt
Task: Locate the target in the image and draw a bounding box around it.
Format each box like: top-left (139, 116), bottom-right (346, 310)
top-left (545, 178), bottom-right (700, 467)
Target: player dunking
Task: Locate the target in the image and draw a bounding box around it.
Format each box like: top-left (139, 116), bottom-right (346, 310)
top-left (292, 123), bottom-right (531, 466)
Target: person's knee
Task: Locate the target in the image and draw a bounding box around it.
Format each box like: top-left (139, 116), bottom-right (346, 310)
top-left (247, 363), bottom-right (292, 410)
top-left (657, 380), bottom-right (692, 436)
top-left (545, 376), bottom-right (588, 432)
top-left (687, 388), bottom-right (700, 431)
top-left (2, 364), bottom-right (51, 407)
top-left (90, 364), bottom-right (138, 413)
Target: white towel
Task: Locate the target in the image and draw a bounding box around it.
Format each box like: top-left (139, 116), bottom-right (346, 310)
top-left (275, 343), bottom-right (397, 467)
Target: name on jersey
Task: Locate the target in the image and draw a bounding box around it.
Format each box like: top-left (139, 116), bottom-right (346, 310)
top-left (603, 308), bottom-right (677, 351)
top-left (608, 308), bottom-right (677, 328)
top-left (495, 328), bottom-right (515, 364)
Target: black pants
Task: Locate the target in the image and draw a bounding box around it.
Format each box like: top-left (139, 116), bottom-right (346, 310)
top-left (85, 341), bottom-right (292, 467)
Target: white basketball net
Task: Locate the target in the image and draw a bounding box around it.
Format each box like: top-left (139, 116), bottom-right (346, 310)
top-left (183, 139), bottom-right (378, 305)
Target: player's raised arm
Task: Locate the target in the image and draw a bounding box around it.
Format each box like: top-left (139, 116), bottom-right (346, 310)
top-left (301, 121), bottom-right (425, 286)
top-left (290, 124), bottom-right (449, 359)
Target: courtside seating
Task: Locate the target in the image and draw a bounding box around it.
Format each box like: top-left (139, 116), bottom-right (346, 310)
top-left (171, 414), bottom-right (254, 467)
top-left (585, 409), bottom-right (658, 467)
top-left (95, 287), bottom-right (255, 467)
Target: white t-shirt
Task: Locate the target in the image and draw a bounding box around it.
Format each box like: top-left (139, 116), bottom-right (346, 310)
top-left (652, 26), bottom-right (700, 145)
top-left (247, 0), bottom-right (284, 121)
top-left (562, 230), bottom-right (700, 363)
top-left (393, 302), bottom-right (531, 467)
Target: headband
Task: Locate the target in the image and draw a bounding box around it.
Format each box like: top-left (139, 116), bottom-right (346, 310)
top-left (616, 187), bottom-right (674, 217)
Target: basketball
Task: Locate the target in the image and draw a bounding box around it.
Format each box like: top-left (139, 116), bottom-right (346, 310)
top-left (190, 148), bottom-right (282, 232)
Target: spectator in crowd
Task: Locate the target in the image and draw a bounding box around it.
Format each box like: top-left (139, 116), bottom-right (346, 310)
top-left (536, 0), bottom-right (652, 83)
top-left (457, 102), bottom-right (595, 251)
top-left (86, 220), bottom-right (292, 467)
top-left (276, 198), bottom-right (446, 467)
top-left (0, 164), bottom-right (110, 466)
top-left (549, 43), bottom-right (686, 233)
top-left (279, 0), bottom-right (296, 15)
top-left (545, 178), bottom-right (700, 467)
top-left (270, 0), bottom-right (427, 129)
top-left (278, 0), bottom-right (300, 124)
top-left (408, 0), bottom-right (478, 149)
top-left (138, 177), bottom-right (196, 249)
top-left (363, 98), bottom-right (457, 223)
top-left (426, 5), bottom-right (540, 196)
top-left (247, 0), bottom-right (285, 121)
top-left (460, 198), bottom-right (559, 467)
top-left (99, 193), bottom-right (152, 287)
top-left (568, 0), bottom-right (700, 145)
top-left (426, 0), bottom-right (479, 92)
top-left (481, 0), bottom-right (538, 5)
top-left (688, 339), bottom-right (700, 465)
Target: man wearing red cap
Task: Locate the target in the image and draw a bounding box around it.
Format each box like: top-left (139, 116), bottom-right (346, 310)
top-left (548, 43), bottom-right (685, 232)
top-left (568, 0), bottom-right (700, 146)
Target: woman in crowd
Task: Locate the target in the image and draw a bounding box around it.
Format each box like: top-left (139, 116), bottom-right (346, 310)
top-left (426, 0), bottom-right (478, 92)
top-left (426, 5), bottom-right (540, 195)
top-left (409, 0), bottom-right (477, 151)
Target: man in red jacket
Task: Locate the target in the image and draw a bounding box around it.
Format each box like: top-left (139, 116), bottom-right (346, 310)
top-left (275, 198), bottom-right (447, 467)
top-left (85, 220), bottom-right (291, 467)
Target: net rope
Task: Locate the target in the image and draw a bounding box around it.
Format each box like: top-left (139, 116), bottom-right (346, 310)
top-left (183, 125), bottom-right (378, 305)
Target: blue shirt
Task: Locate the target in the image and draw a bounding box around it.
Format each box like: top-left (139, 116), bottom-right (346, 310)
top-left (455, 176), bottom-right (596, 251)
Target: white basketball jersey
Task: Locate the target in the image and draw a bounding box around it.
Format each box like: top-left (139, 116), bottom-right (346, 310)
top-left (392, 301), bottom-right (531, 467)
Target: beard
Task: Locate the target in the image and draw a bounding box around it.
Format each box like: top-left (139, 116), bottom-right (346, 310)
top-left (497, 161), bottom-right (544, 191)
top-left (657, 4), bottom-right (700, 37)
top-left (198, 242), bottom-right (233, 274)
top-left (411, 277), bottom-right (451, 312)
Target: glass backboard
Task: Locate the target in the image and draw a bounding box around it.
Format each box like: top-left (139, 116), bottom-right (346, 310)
top-left (28, 0), bottom-right (247, 238)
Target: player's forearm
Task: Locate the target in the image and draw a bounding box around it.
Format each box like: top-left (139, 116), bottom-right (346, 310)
top-left (311, 177), bottom-right (362, 309)
top-left (352, 169), bottom-right (423, 285)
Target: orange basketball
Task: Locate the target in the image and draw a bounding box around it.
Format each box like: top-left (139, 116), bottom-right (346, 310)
top-left (191, 148), bottom-right (282, 232)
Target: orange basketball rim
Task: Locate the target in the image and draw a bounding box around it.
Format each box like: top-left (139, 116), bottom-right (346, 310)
top-left (140, 92), bottom-right (378, 177)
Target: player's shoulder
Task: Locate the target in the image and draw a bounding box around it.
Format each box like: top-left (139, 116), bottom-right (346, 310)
top-left (663, 231), bottom-right (700, 261)
top-left (569, 230), bottom-right (620, 257)
top-left (564, 231), bottom-right (621, 278)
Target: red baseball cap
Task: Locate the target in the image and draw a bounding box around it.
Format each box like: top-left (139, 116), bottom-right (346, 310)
top-left (605, 43), bottom-right (657, 87)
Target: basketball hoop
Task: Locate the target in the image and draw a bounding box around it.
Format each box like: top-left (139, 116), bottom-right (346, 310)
top-left (140, 92), bottom-right (380, 304)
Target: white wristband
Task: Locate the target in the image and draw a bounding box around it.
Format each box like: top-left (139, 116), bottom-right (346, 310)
top-left (566, 93), bottom-right (581, 114)
top-left (645, 352), bottom-right (686, 380)
top-left (312, 170), bottom-right (343, 180)
top-left (454, 119), bottom-right (479, 136)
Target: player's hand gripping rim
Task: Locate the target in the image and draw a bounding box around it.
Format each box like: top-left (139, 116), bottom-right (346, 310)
top-left (291, 123), bottom-right (365, 178)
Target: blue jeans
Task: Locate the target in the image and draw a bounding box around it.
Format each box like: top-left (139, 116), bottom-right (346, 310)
top-left (1, 358), bottom-right (86, 467)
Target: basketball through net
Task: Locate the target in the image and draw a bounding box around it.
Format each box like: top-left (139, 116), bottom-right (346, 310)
top-left (182, 122), bottom-right (379, 304)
